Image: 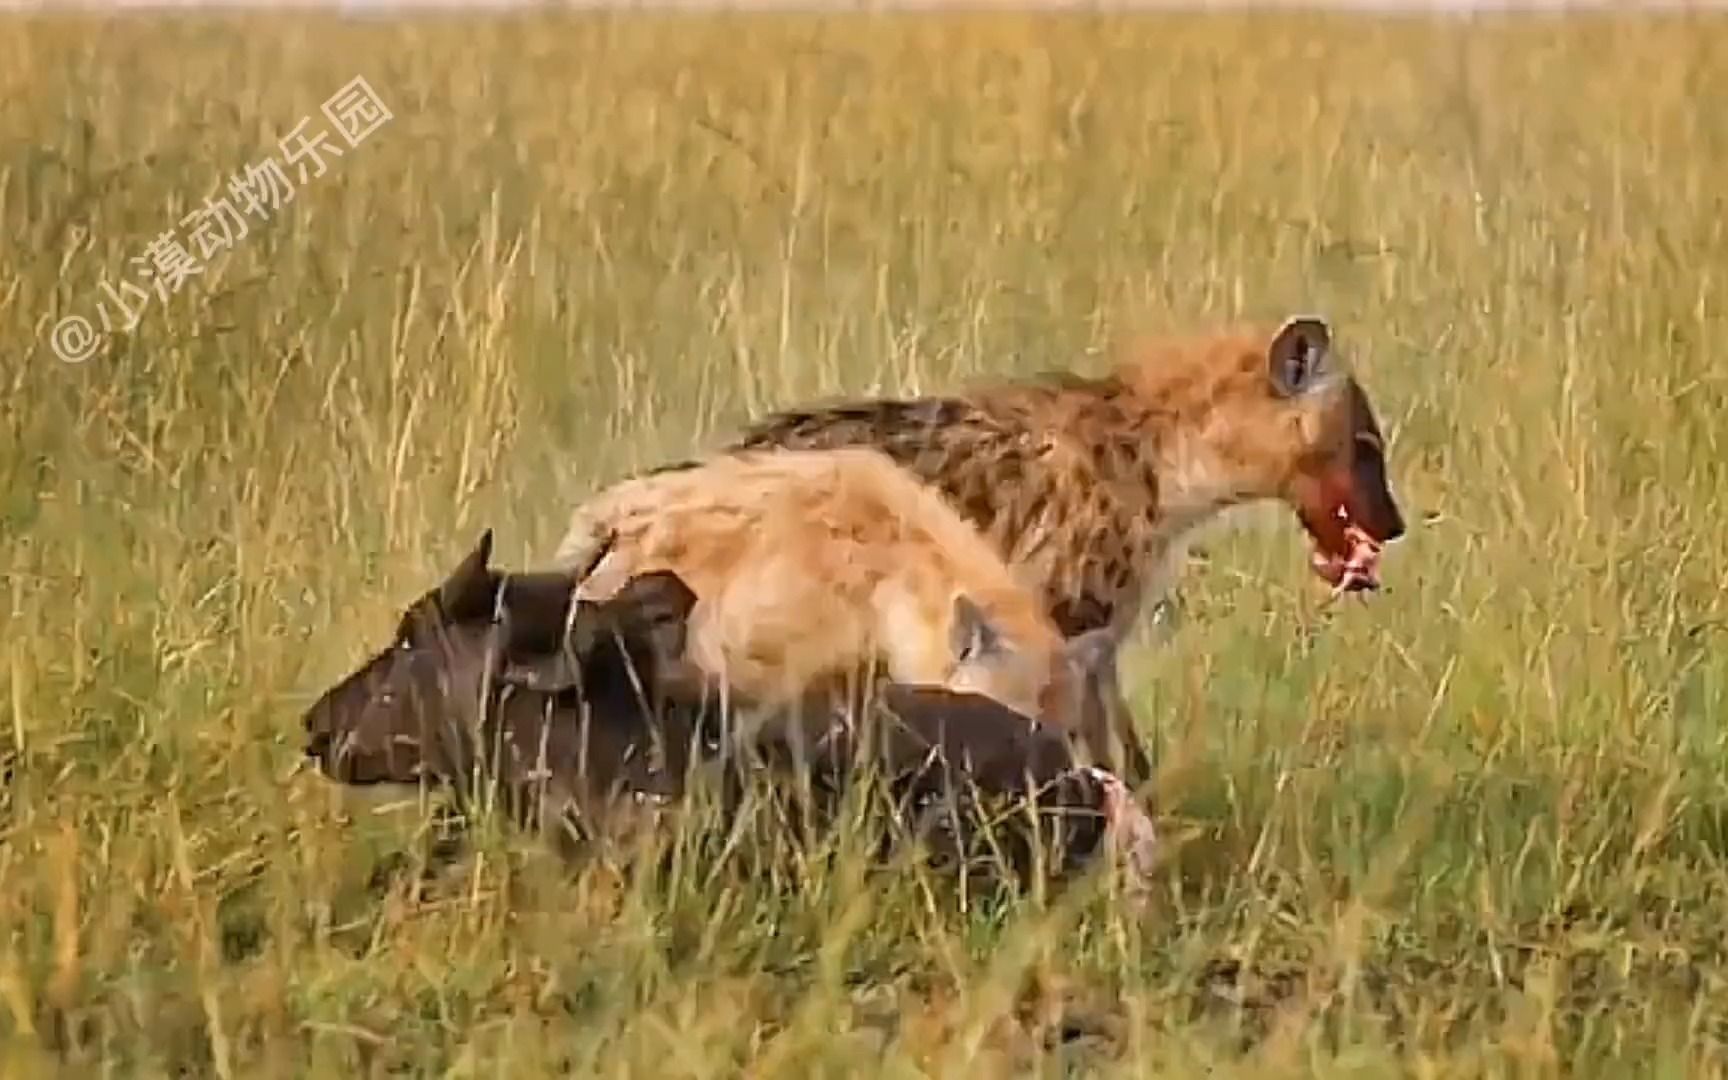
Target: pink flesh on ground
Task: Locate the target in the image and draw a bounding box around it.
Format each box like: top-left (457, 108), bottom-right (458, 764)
top-left (1084, 767), bottom-right (1160, 895)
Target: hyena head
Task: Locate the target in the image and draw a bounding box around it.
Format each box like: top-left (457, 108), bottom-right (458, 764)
top-left (1127, 314), bottom-right (1407, 593)
top-left (942, 593), bottom-right (1108, 733)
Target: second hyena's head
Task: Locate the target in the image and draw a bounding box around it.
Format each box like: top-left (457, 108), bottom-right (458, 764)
top-left (941, 592), bottom-right (1103, 734)
top-left (1123, 315), bottom-right (1407, 593)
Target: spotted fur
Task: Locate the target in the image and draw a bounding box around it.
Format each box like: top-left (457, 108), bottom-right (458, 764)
top-left (733, 316), bottom-right (1404, 635)
top-left (727, 316), bottom-right (1407, 786)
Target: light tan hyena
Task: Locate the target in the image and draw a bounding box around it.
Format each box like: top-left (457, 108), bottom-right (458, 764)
top-left (552, 446), bottom-right (1113, 748)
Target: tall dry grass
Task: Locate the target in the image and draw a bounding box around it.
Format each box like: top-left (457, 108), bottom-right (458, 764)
top-left (2, 9), bottom-right (1726, 1075)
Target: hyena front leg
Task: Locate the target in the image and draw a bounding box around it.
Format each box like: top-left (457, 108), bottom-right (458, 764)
top-left (1067, 627), bottom-right (1155, 796)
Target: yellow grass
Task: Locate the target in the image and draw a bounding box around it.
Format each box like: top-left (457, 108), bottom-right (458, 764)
top-left (2, 8), bottom-right (1726, 1074)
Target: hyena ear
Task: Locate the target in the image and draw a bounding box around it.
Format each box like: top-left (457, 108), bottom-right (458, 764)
top-left (950, 594), bottom-right (1006, 664)
top-left (1268, 315), bottom-right (1333, 397)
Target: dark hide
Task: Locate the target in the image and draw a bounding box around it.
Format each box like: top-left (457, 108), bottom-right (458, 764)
top-left (733, 676), bottom-right (1133, 890)
top-left (301, 530), bottom-right (714, 845)
top-left (302, 531), bottom-right (1148, 886)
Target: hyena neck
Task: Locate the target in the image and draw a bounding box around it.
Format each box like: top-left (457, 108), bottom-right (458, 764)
top-left (1017, 378), bottom-right (1265, 602)
top-left (1150, 428), bottom-right (1258, 542)
top-left (1028, 379), bottom-right (1247, 552)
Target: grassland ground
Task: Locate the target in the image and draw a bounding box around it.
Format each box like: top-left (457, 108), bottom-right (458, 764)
top-left (2, 9), bottom-right (1727, 1075)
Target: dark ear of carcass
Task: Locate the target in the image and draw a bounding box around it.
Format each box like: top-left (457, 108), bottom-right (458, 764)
top-left (434, 529), bottom-right (502, 621)
top-left (302, 541), bottom-right (714, 851)
top-left (499, 571), bottom-right (700, 700)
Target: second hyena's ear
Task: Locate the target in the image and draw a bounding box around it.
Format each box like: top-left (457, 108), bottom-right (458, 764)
top-left (1267, 315), bottom-right (1333, 397)
top-left (950, 594), bottom-right (1006, 664)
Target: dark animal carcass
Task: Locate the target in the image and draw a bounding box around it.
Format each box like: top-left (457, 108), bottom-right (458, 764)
top-left (300, 529), bottom-right (1157, 892)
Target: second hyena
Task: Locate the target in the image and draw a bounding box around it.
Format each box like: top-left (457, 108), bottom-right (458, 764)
top-left (552, 447), bottom-right (1111, 746)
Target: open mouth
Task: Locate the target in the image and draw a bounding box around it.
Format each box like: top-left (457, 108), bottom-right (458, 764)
top-left (1289, 387), bottom-right (1404, 597)
top-left (1295, 481), bottom-right (1388, 596)
top-left (1308, 512), bottom-right (1384, 595)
